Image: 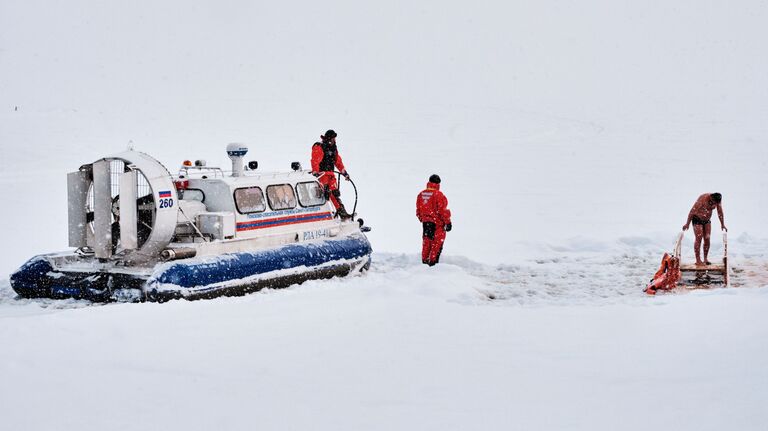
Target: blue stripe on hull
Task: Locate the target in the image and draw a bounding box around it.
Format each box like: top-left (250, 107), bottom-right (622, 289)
top-left (149, 234), bottom-right (372, 290)
top-left (9, 256), bottom-right (145, 301)
top-left (9, 256), bottom-right (55, 298)
top-left (10, 233), bottom-right (372, 302)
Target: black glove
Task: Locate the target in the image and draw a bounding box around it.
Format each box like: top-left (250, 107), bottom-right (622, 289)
top-left (311, 171), bottom-right (321, 177)
top-left (445, 223), bottom-right (452, 232)
top-left (342, 170), bottom-right (351, 181)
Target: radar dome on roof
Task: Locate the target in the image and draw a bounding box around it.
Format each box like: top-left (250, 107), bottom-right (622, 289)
top-left (226, 143), bottom-right (248, 158)
top-left (226, 143), bottom-right (249, 177)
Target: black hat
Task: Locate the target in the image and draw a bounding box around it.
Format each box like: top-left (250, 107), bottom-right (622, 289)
top-left (323, 129), bottom-right (337, 139)
top-left (429, 174), bottom-right (441, 184)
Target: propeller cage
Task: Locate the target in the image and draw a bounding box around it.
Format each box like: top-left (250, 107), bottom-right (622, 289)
top-left (67, 151), bottom-right (178, 263)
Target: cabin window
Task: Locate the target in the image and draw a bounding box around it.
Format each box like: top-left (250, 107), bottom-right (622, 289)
top-left (266, 184), bottom-right (297, 211)
top-left (296, 181), bottom-right (326, 207)
top-left (181, 189), bottom-right (205, 202)
top-left (234, 187), bottom-right (266, 213)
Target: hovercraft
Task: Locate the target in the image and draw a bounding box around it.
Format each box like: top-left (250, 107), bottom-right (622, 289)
top-left (11, 144), bottom-right (372, 302)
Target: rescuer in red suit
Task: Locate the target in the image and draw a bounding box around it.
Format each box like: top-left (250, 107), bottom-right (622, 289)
top-left (311, 129), bottom-right (352, 219)
top-left (416, 174), bottom-right (452, 266)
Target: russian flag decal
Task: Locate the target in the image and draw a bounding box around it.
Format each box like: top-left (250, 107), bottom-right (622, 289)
top-left (159, 190), bottom-right (172, 198)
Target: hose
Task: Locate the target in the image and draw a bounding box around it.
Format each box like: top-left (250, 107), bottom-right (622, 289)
top-left (332, 170), bottom-right (359, 219)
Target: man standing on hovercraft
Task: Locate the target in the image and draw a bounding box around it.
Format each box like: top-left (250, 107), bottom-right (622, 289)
top-left (416, 174), bottom-right (452, 266)
top-left (682, 192), bottom-right (727, 266)
top-left (311, 129), bottom-right (352, 219)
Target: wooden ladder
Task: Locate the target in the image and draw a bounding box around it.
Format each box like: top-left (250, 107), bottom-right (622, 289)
top-left (676, 231), bottom-right (729, 287)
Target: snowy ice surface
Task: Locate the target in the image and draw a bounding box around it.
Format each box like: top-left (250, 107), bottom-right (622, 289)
top-left (1, 258), bottom-right (768, 431)
top-left (2, 1), bottom-right (768, 430)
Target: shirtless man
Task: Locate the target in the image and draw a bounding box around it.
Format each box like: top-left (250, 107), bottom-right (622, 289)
top-left (682, 192), bottom-right (727, 266)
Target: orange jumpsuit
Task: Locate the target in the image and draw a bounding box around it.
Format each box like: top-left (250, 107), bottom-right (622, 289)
top-left (416, 181), bottom-right (452, 265)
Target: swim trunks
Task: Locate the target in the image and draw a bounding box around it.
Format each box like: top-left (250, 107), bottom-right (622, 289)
top-left (691, 215), bottom-right (711, 226)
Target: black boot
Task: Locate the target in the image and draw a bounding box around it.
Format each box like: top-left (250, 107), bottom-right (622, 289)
top-left (336, 205), bottom-right (353, 220)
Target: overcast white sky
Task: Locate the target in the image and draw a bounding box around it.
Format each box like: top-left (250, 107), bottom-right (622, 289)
top-left (1, 1), bottom-right (767, 268)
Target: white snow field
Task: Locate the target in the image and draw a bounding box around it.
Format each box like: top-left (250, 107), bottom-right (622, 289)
top-left (2, 1), bottom-right (768, 430)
